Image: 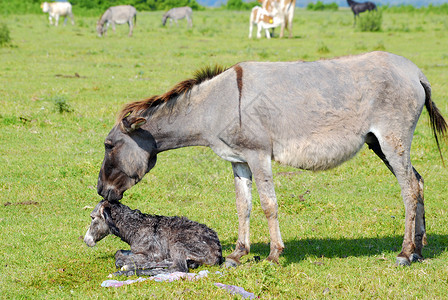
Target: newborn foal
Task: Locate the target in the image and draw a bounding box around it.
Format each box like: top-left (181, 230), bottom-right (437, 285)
top-left (84, 200), bottom-right (223, 276)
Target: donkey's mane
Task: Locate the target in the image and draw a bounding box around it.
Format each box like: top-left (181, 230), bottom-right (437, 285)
top-left (117, 65), bottom-right (227, 121)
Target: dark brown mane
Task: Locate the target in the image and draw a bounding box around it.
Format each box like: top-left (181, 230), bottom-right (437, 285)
top-left (117, 65), bottom-right (228, 122)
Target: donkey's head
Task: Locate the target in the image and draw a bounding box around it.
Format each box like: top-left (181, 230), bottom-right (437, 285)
top-left (96, 22), bottom-right (105, 37)
top-left (97, 116), bottom-right (157, 202)
top-left (84, 200), bottom-right (117, 247)
top-left (162, 14), bottom-right (168, 26)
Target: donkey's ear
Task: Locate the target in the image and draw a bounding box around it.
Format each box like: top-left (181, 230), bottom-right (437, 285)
top-left (102, 203), bottom-right (120, 236)
top-left (120, 117), bottom-right (147, 133)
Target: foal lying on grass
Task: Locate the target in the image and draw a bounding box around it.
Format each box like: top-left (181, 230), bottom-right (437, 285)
top-left (84, 200), bottom-right (223, 276)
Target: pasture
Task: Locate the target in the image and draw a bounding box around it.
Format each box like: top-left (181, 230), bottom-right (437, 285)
top-left (1, 8), bottom-right (448, 298)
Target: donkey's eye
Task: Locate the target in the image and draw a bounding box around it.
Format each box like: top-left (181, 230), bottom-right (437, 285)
top-left (105, 143), bottom-right (114, 150)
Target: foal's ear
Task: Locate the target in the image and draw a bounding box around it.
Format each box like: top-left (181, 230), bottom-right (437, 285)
top-left (120, 116), bottom-right (147, 133)
top-left (102, 203), bottom-right (120, 236)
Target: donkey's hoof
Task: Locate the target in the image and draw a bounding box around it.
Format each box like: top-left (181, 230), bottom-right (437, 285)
top-left (411, 253), bottom-right (424, 262)
top-left (224, 258), bottom-right (239, 268)
top-left (396, 256), bottom-right (411, 266)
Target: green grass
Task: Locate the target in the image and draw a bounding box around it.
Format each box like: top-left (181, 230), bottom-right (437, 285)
top-left (1, 8), bottom-right (448, 298)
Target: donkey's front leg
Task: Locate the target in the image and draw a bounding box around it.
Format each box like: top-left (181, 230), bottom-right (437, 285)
top-left (226, 162), bottom-right (253, 267)
top-left (128, 21), bottom-right (133, 37)
top-left (249, 155), bottom-right (284, 263)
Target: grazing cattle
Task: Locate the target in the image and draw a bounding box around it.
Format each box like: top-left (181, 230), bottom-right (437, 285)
top-left (162, 7), bottom-right (193, 28)
top-left (40, 1), bottom-right (74, 26)
top-left (249, 6), bottom-right (284, 39)
top-left (259, 0), bottom-right (296, 38)
top-left (84, 200), bottom-right (223, 276)
top-left (96, 5), bottom-right (137, 37)
top-left (347, 0), bottom-right (377, 25)
top-left (96, 52), bottom-right (447, 267)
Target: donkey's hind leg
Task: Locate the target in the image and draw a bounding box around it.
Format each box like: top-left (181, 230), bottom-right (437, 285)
top-left (366, 132), bottom-right (426, 266)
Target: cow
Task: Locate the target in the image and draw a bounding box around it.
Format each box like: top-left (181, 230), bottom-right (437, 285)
top-left (40, 1), bottom-right (74, 26)
top-left (259, 0), bottom-right (296, 38)
top-left (249, 6), bottom-right (284, 39)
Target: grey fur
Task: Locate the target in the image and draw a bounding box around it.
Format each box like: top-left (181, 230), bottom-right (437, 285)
top-left (84, 200), bottom-right (223, 276)
top-left (97, 52), bottom-right (447, 267)
top-left (97, 5), bottom-right (137, 37)
top-left (162, 6), bottom-right (193, 27)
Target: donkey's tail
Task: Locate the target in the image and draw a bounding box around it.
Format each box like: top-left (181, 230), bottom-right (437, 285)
top-left (420, 79), bottom-right (448, 164)
top-left (134, 14), bottom-right (137, 26)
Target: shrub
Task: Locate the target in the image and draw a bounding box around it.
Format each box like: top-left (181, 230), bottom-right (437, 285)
top-left (51, 96), bottom-right (74, 114)
top-left (317, 42), bottom-right (330, 54)
top-left (357, 10), bottom-right (382, 32)
top-left (0, 23), bottom-right (11, 47)
top-left (225, 0), bottom-right (258, 10)
top-left (307, 1), bottom-right (338, 11)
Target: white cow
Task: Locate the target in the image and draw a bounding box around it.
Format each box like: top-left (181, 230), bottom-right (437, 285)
top-left (249, 6), bottom-right (284, 39)
top-left (41, 2), bottom-right (75, 26)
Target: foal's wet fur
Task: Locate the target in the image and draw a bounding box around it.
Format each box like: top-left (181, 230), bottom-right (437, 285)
top-left (84, 200), bottom-right (223, 276)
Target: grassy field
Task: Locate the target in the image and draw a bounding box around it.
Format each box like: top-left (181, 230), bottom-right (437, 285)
top-left (1, 8), bottom-right (448, 298)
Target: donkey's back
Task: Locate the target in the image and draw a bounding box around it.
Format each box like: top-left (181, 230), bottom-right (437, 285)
top-left (229, 52), bottom-right (429, 171)
top-left (103, 5), bottom-right (136, 24)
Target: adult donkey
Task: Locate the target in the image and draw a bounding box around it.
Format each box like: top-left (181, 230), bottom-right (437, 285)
top-left (347, 0), bottom-right (377, 25)
top-left (97, 52), bottom-right (447, 267)
top-left (162, 7), bottom-right (193, 28)
top-left (97, 5), bottom-right (137, 37)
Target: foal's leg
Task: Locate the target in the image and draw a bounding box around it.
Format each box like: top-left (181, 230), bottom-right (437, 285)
top-left (248, 154), bottom-right (284, 263)
top-left (115, 250), bottom-right (150, 270)
top-left (115, 250), bottom-right (172, 271)
top-left (367, 132), bottom-right (426, 265)
top-left (226, 162), bottom-right (253, 267)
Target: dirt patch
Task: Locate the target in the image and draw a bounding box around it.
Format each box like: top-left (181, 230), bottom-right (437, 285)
top-left (55, 73), bottom-right (86, 78)
top-left (276, 171), bottom-right (303, 177)
top-left (4, 201), bottom-right (39, 206)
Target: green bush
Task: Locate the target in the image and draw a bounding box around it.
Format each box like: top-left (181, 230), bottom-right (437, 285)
top-left (357, 10), bottom-right (382, 32)
top-left (307, 1), bottom-right (338, 11)
top-left (0, 0), bottom-right (204, 13)
top-left (0, 23), bottom-right (11, 47)
top-left (225, 0), bottom-right (258, 10)
top-left (382, 3), bottom-right (448, 14)
top-left (50, 96), bottom-right (74, 114)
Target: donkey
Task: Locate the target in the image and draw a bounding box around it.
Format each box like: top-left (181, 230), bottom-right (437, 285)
top-left (347, 0), bottom-right (377, 25)
top-left (162, 7), bottom-right (193, 28)
top-left (96, 52), bottom-right (447, 267)
top-left (97, 5), bottom-right (137, 37)
top-left (84, 200), bottom-right (223, 276)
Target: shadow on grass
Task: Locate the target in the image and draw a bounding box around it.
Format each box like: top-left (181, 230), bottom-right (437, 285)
top-left (222, 234), bottom-right (447, 264)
